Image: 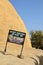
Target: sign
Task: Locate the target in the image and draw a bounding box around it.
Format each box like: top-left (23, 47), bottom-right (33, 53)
top-left (4, 30), bottom-right (26, 58)
top-left (7, 30), bottom-right (26, 45)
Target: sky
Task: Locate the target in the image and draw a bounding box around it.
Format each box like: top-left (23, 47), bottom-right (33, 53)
top-left (9, 0), bottom-right (43, 33)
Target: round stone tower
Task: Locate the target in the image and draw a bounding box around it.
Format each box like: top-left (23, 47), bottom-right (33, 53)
top-left (0, 0), bottom-right (32, 54)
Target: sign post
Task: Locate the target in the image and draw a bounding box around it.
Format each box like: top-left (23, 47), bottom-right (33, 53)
top-left (4, 30), bottom-right (26, 58)
top-left (17, 44), bottom-right (24, 59)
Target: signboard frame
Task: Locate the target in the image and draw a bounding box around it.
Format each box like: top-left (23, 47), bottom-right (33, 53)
top-left (7, 30), bottom-right (26, 45)
top-left (4, 30), bottom-right (26, 58)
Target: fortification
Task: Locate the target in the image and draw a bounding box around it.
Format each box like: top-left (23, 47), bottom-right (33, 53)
top-left (0, 0), bottom-right (32, 54)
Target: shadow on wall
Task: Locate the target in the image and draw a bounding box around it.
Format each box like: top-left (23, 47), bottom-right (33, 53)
top-left (38, 55), bottom-right (43, 65)
top-left (0, 51), bottom-right (43, 65)
top-left (30, 55), bottom-right (43, 65)
top-left (30, 57), bottom-right (38, 65)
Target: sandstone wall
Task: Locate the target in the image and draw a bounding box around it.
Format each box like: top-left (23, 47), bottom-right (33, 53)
top-left (0, 0), bottom-right (32, 53)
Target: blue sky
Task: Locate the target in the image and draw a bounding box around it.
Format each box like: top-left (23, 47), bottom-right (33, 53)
top-left (9, 0), bottom-right (43, 33)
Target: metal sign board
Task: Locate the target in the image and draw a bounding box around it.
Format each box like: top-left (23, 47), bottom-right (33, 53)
top-left (7, 30), bottom-right (26, 45)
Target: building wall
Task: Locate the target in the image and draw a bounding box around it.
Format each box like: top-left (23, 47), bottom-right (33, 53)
top-left (0, 0), bottom-right (32, 53)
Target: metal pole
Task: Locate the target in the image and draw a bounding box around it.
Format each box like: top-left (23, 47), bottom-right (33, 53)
top-left (20, 44), bottom-right (24, 57)
top-left (4, 30), bottom-right (9, 54)
top-left (17, 44), bottom-right (24, 59)
top-left (4, 40), bottom-right (8, 53)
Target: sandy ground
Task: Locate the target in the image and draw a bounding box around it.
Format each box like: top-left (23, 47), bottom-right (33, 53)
top-left (0, 1), bottom-right (43, 65)
top-left (0, 43), bottom-right (43, 65)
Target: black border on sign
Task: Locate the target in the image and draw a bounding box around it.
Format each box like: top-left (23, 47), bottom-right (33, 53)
top-left (7, 30), bottom-right (26, 45)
